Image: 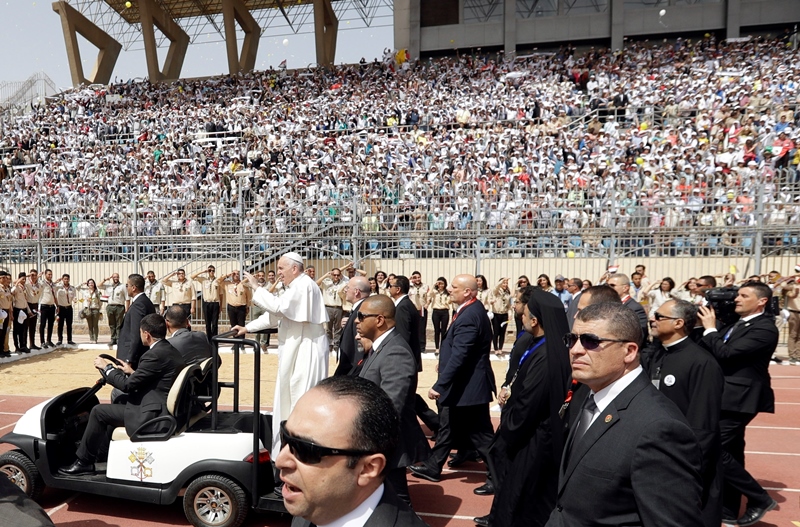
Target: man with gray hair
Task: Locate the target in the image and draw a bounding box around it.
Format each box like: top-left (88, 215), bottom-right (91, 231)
top-left (547, 302), bottom-right (703, 526)
top-left (236, 252), bottom-right (329, 454)
top-left (335, 275), bottom-right (371, 376)
top-left (644, 299), bottom-right (724, 526)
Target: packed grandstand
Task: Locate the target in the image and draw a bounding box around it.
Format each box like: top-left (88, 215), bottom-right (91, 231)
top-left (0, 34), bottom-right (798, 256)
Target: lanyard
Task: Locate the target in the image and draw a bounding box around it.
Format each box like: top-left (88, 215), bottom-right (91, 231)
top-left (519, 337), bottom-right (546, 368)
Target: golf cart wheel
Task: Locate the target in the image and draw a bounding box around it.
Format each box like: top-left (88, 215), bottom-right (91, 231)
top-left (184, 474), bottom-right (248, 527)
top-left (0, 450), bottom-right (45, 501)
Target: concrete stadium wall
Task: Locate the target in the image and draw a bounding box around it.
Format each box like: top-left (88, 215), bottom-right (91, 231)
top-left (406, 0), bottom-right (800, 56)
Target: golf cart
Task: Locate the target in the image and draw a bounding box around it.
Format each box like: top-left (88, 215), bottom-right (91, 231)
top-left (0, 332), bottom-right (286, 527)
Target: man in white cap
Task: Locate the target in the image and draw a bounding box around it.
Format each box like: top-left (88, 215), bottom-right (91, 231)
top-left (234, 252), bottom-right (329, 454)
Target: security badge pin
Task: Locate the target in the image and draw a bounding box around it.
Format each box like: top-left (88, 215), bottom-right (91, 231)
top-left (664, 374), bottom-right (676, 387)
top-left (604, 415), bottom-right (612, 423)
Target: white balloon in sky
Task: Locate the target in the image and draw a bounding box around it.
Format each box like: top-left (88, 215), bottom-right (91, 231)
top-left (659, 9), bottom-right (666, 16)
top-left (283, 38), bottom-right (289, 47)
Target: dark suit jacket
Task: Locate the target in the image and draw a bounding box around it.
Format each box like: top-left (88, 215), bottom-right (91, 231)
top-left (116, 293), bottom-right (156, 367)
top-left (169, 328), bottom-right (211, 364)
top-left (290, 483), bottom-right (429, 527)
top-left (107, 339), bottom-right (186, 436)
top-left (360, 330), bottom-right (430, 468)
top-left (565, 291), bottom-right (582, 329)
top-left (433, 299), bottom-right (495, 407)
top-left (0, 475), bottom-right (55, 527)
top-left (546, 372), bottom-right (704, 527)
top-left (623, 296), bottom-right (649, 343)
top-left (700, 313), bottom-right (778, 415)
top-left (394, 295), bottom-right (422, 371)
top-left (334, 299), bottom-right (362, 376)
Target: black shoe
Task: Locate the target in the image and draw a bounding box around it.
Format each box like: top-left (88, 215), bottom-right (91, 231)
top-left (30, 345), bottom-right (41, 350)
top-left (474, 515), bottom-right (490, 527)
top-left (409, 464), bottom-right (441, 482)
top-left (68, 341), bottom-right (76, 346)
top-left (56, 342), bottom-right (63, 347)
top-left (737, 499), bottom-right (777, 527)
top-left (17, 348), bottom-right (30, 354)
top-left (0, 351), bottom-right (11, 358)
top-left (47, 341), bottom-right (56, 348)
top-left (770, 355), bottom-right (783, 364)
top-left (448, 450), bottom-right (480, 467)
top-left (474, 482), bottom-right (495, 495)
top-left (58, 459), bottom-right (95, 476)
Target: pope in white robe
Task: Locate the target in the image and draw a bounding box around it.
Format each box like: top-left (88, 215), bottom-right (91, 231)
top-left (236, 253), bottom-right (329, 454)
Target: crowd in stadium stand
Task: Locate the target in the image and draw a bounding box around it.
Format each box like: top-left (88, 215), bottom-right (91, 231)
top-left (0, 33), bottom-right (799, 256)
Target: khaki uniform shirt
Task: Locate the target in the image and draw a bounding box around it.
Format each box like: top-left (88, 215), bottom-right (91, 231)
top-left (489, 287), bottom-right (511, 314)
top-left (0, 285), bottom-right (12, 310)
top-left (197, 277), bottom-right (222, 302)
top-left (165, 278), bottom-right (196, 304)
top-left (429, 290), bottom-right (451, 310)
top-left (321, 278), bottom-right (346, 307)
top-left (223, 282), bottom-right (252, 307)
top-left (145, 279), bottom-right (166, 306)
top-left (40, 280), bottom-right (57, 305)
top-left (11, 285), bottom-right (28, 310)
top-left (409, 283), bottom-right (430, 311)
top-left (107, 283), bottom-right (127, 306)
top-left (56, 285), bottom-right (77, 307)
top-left (25, 282), bottom-right (42, 304)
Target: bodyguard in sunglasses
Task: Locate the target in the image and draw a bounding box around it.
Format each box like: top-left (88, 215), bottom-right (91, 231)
top-left (277, 376), bottom-right (429, 527)
top-left (642, 299), bottom-right (724, 527)
top-left (546, 302), bottom-right (703, 527)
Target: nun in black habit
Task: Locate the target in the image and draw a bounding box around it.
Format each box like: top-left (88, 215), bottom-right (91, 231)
top-left (480, 288), bottom-right (572, 527)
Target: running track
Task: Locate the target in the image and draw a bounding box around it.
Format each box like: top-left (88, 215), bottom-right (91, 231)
top-left (1, 365), bottom-right (799, 526)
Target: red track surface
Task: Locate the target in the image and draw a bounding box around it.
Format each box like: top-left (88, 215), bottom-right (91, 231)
top-left (2, 366), bottom-right (799, 526)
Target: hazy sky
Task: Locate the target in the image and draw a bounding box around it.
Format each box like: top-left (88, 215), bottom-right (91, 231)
top-left (0, 2), bottom-right (392, 90)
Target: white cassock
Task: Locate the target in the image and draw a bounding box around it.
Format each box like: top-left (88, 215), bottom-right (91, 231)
top-left (246, 273), bottom-right (329, 454)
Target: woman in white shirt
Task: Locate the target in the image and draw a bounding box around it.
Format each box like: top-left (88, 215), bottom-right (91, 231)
top-left (642, 277), bottom-right (676, 316)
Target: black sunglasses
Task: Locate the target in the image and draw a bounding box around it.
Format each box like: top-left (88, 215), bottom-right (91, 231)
top-left (279, 421), bottom-right (374, 465)
top-left (563, 332), bottom-right (630, 350)
top-left (653, 312), bottom-right (679, 321)
top-left (356, 312), bottom-right (381, 322)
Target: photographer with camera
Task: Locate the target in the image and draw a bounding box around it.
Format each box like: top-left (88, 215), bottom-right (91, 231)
top-left (697, 281), bottom-right (779, 526)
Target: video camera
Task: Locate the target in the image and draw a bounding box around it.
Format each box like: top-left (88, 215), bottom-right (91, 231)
top-left (704, 286), bottom-right (740, 327)
top-left (705, 285), bottom-right (779, 327)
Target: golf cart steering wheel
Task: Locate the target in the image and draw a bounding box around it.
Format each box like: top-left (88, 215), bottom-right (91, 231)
top-left (96, 354), bottom-right (124, 381)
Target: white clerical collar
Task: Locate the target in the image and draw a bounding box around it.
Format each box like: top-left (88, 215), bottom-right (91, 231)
top-left (370, 328), bottom-right (395, 352)
top-left (591, 366), bottom-right (643, 418)
top-left (392, 294), bottom-right (408, 306)
top-left (663, 336), bottom-right (688, 348)
top-left (319, 483), bottom-right (384, 527)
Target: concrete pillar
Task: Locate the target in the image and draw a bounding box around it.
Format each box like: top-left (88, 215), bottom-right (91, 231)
top-left (52, 1), bottom-right (121, 86)
top-left (394, 0), bottom-right (420, 60)
top-left (610, 0), bottom-right (624, 51)
top-left (504, 0), bottom-right (516, 57)
top-left (726, 0), bottom-right (741, 39)
top-left (313, 0), bottom-right (338, 67)
top-left (222, 0), bottom-right (260, 75)
top-left (138, 0), bottom-right (190, 81)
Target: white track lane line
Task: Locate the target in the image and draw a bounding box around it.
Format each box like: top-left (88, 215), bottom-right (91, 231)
top-left (749, 425), bottom-right (800, 431)
top-left (745, 451), bottom-right (800, 456)
top-left (47, 493), bottom-right (78, 517)
top-left (0, 422), bottom-right (18, 431)
top-left (0, 412), bottom-right (24, 416)
top-left (764, 487), bottom-right (800, 493)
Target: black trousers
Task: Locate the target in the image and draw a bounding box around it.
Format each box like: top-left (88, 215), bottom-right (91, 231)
top-left (719, 410), bottom-right (771, 518)
top-left (227, 305), bottom-right (247, 330)
top-left (431, 309), bottom-right (449, 350)
top-left (76, 403), bottom-right (125, 463)
top-left (203, 301), bottom-right (220, 339)
top-left (12, 308), bottom-right (28, 351)
top-left (26, 303), bottom-right (38, 347)
top-left (57, 306), bottom-right (73, 343)
top-left (425, 404), bottom-right (494, 476)
top-left (419, 308), bottom-right (428, 351)
top-left (415, 394), bottom-right (440, 434)
top-left (39, 304), bottom-right (56, 344)
top-left (491, 312), bottom-right (509, 351)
